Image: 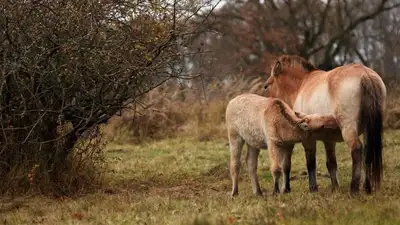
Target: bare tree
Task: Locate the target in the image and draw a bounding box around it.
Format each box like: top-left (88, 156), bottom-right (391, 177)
top-left (357, 7), bottom-right (400, 79)
top-left (192, 0), bottom-right (400, 77)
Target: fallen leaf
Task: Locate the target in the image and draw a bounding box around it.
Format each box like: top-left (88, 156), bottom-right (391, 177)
top-left (227, 216), bottom-right (235, 224)
top-left (71, 212), bottom-right (84, 220)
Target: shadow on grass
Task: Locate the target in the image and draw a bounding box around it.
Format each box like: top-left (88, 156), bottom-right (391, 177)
top-left (0, 195), bottom-right (34, 214)
top-left (104, 163), bottom-right (232, 199)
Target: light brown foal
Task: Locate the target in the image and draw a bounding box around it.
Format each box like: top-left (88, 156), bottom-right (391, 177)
top-left (226, 94), bottom-right (338, 196)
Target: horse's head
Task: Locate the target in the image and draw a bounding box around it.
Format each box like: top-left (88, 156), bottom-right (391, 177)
top-left (295, 112), bottom-right (338, 131)
top-left (263, 61), bottom-right (282, 98)
top-left (263, 55), bottom-right (318, 104)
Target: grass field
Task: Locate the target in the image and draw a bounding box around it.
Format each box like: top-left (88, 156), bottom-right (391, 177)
top-left (2, 130), bottom-right (400, 225)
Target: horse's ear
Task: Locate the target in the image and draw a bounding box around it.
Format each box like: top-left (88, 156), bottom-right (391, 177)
top-left (271, 61), bottom-right (282, 76)
top-left (298, 121), bottom-right (310, 131)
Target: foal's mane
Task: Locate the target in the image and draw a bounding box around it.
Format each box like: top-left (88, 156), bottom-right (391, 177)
top-left (274, 55), bottom-right (318, 73)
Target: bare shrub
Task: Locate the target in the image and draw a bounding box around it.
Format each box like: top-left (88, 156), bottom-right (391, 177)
top-left (0, 123), bottom-right (106, 196)
top-left (0, 0), bottom-right (216, 196)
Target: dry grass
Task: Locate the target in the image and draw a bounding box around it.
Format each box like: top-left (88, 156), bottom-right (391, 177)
top-left (103, 76), bottom-right (265, 143)
top-left (104, 76), bottom-right (400, 144)
top-left (2, 77), bottom-right (400, 224)
top-left (2, 130), bottom-right (400, 225)
top-left (384, 81), bottom-right (400, 129)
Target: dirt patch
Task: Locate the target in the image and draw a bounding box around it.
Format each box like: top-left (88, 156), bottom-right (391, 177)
top-left (111, 179), bottom-right (154, 194)
top-left (150, 183), bottom-right (203, 196)
top-left (281, 171), bottom-right (331, 181)
top-left (107, 149), bottom-right (129, 153)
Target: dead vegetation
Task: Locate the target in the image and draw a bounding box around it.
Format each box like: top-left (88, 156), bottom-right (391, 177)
top-left (104, 75), bottom-right (265, 143)
top-left (105, 77), bottom-right (400, 144)
top-left (384, 81), bottom-right (400, 129)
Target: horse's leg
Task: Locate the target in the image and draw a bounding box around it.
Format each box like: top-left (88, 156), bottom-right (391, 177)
top-left (302, 139), bottom-right (318, 192)
top-left (363, 134), bottom-right (372, 194)
top-left (229, 130), bottom-right (244, 196)
top-left (323, 141), bottom-right (339, 190)
top-left (341, 126), bottom-right (363, 194)
top-left (246, 144), bottom-right (262, 196)
top-left (269, 144), bottom-right (281, 194)
top-left (281, 144), bottom-right (294, 193)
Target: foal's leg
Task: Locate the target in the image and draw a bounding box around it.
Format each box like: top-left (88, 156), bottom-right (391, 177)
top-left (302, 139), bottom-right (318, 192)
top-left (281, 144), bottom-right (294, 193)
top-left (323, 141), bottom-right (339, 190)
top-left (229, 131), bottom-right (244, 196)
top-left (341, 126), bottom-right (363, 194)
top-left (246, 145), bottom-right (262, 196)
top-left (269, 144), bottom-right (281, 194)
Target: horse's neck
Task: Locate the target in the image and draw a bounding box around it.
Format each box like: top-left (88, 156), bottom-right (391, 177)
top-left (280, 69), bottom-right (315, 107)
top-left (282, 79), bottom-right (305, 108)
top-left (293, 72), bottom-right (332, 114)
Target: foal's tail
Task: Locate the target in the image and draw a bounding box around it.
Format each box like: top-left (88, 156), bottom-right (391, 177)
top-left (360, 75), bottom-right (385, 191)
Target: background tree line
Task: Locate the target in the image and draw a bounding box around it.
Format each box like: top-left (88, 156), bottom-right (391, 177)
top-left (189, 0), bottom-right (400, 82)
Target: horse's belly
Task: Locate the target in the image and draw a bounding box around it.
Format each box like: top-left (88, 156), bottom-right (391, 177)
top-left (294, 83), bottom-right (344, 142)
top-left (309, 129), bottom-right (344, 142)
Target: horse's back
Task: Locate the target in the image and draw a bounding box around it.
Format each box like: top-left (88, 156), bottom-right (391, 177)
top-left (293, 71), bottom-right (335, 115)
top-left (327, 64), bottom-right (386, 125)
top-left (294, 63), bottom-right (386, 140)
top-left (226, 94), bottom-right (270, 148)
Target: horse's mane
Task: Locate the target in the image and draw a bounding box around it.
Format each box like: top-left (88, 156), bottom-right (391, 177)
top-left (274, 55), bottom-right (318, 73)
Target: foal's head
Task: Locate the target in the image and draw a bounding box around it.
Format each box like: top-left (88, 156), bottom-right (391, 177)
top-left (295, 112), bottom-right (339, 132)
top-left (263, 55), bottom-right (318, 104)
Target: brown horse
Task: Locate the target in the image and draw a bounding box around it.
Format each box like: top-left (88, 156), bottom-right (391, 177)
top-left (263, 55), bottom-right (386, 194)
top-left (226, 94), bottom-right (338, 196)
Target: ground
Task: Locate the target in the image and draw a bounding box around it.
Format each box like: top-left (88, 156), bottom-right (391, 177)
top-left (2, 130), bottom-right (400, 225)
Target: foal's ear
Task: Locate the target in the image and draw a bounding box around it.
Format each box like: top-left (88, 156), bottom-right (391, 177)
top-left (323, 116), bottom-right (339, 129)
top-left (294, 111), bottom-right (307, 118)
top-left (298, 121), bottom-right (310, 131)
top-left (271, 61), bottom-right (282, 76)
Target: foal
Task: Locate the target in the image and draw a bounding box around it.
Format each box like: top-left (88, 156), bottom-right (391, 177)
top-left (226, 94), bottom-right (338, 196)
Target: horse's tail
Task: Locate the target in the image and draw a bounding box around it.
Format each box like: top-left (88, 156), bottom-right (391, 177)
top-left (360, 75), bottom-right (385, 191)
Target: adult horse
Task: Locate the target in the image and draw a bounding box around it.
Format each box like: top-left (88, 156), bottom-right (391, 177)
top-left (263, 55), bottom-right (386, 194)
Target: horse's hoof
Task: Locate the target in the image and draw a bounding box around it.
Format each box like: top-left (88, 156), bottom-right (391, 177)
top-left (309, 187), bottom-right (318, 193)
top-left (364, 182), bottom-right (372, 194)
top-left (350, 188), bottom-right (360, 196)
top-left (351, 182), bottom-right (360, 195)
